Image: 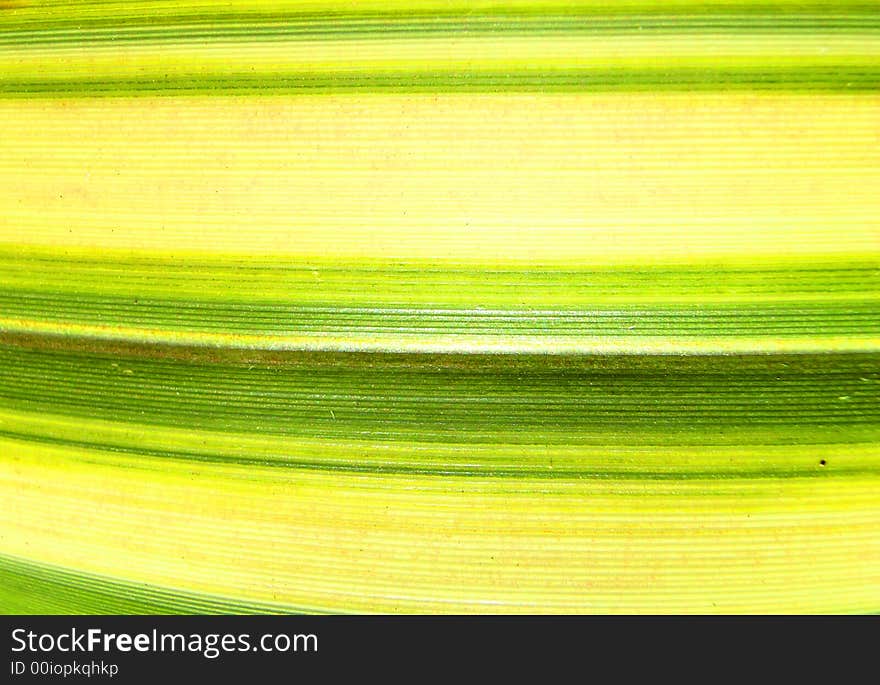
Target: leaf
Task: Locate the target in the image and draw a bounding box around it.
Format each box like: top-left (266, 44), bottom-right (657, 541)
top-left (0, 0), bottom-right (878, 614)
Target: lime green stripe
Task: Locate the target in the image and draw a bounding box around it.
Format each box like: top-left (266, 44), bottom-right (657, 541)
top-left (3, 409), bottom-right (879, 479)
top-left (1, 67), bottom-right (878, 96)
top-left (2, 251), bottom-right (877, 305)
top-left (3, 0), bottom-right (879, 30)
top-left (3, 293), bottom-right (878, 338)
top-left (2, 17), bottom-right (879, 48)
top-left (1, 340), bottom-right (877, 447)
top-left (0, 553), bottom-right (315, 614)
top-left (3, 4), bottom-right (878, 94)
top-left (2, 252), bottom-right (875, 351)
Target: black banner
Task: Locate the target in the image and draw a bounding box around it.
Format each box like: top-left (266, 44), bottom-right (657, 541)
top-left (2, 615), bottom-right (875, 681)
